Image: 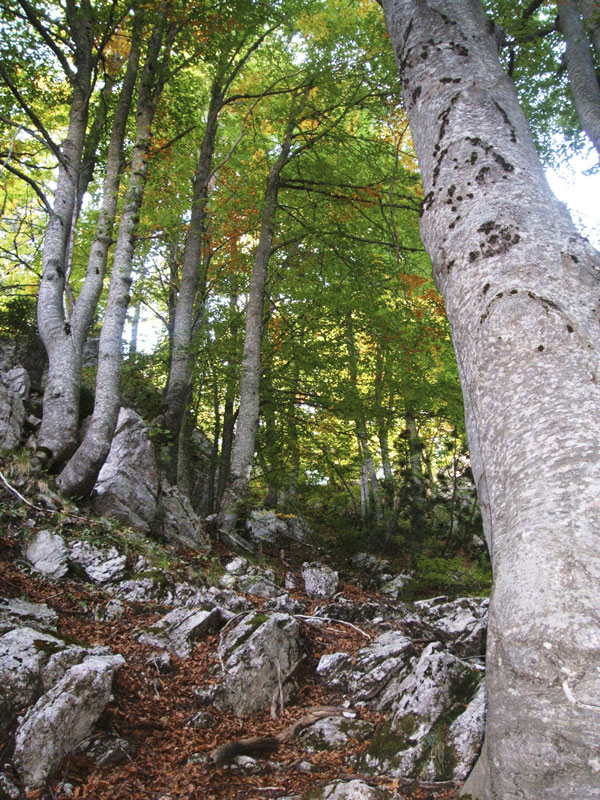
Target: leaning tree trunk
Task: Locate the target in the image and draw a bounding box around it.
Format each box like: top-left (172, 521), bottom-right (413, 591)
top-left (58, 15), bottom-right (175, 496)
top-left (217, 117), bottom-right (295, 536)
top-left (381, 1), bottom-right (600, 798)
top-left (557, 0), bottom-right (600, 160)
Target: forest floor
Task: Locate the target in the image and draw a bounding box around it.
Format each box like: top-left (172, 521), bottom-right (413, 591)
top-left (0, 487), bottom-right (464, 800)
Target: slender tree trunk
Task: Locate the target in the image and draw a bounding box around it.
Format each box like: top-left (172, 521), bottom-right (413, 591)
top-left (345, 314), bottom-right (383, 522)
top-left (217, 114), bottom-right (295, 535)
top-left (38, 14), bottom-right (142, 464)
top-left (58, 13), bottom-right (175, 496)
top-left (163, 80), bottom-right (223, 475)
top-left (37, 24), bottom-right (93, 463)
top-left (558, 0), bottom-right (600, 159)
top-left (359, 457), bottom-right (369, 522)
top-left (381, 1), bottom-right (600, 797)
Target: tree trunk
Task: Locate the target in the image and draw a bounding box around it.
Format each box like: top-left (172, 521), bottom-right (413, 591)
top-left (38, 13), bottom-right (142, 465)
top-left (217, 113), bottom-right (295, 535)
top-left (36, 21), bottom-right (93, 463)
top-left (345, 314), bottom-right (383, 522)
top-left (381, 1), bottom-right (600, 797)
top-left (162, 80), bottom-right (223, 475)
top-left (57, 14), bottom-right (175, 496)
top-left (558, 0), bottom-right (600, 159)
top-left (578, 0), bottom-right (600, 59)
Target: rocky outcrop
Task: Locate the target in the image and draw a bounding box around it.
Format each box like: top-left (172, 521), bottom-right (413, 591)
top-left (360, 642), bottom-right (483, 780)
top-left (246, 509), bottom-right (309, 547)
top-left (0, 364), bottom-right (28, 448)
top-left (93, 408), bottom-right (159, 531)
top-left (219, 556), bottom-right (281, 598)
top-left (69, 540), bottom-right (127, 584)
top-left (318, 631), bottom-right (416, 708)
top-left (299, 713), bottom-right (374, 753)
top-left (402, 596), bottom-right (488, 658)
top-left (137, 607), bottom-right (223, 658)
top-left (302, 562), bottom-right (339, 599)
top-left (24, 530), bottom-right (69, 580)
top-left (217, 612), bottom-right (303, 716)
top-left (156, 481), bottom-right (211, 551)
top-left (307, 780), bottom-right (400, 800)
top-left (13, 653), bottom-right (124, 788)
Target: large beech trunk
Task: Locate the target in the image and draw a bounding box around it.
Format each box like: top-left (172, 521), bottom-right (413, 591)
top-left (381, 1), bottom-right (600, 797)
top-left (57, 14), bottom-right (175, 497)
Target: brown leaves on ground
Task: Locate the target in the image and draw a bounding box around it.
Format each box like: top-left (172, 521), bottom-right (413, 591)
top-left (0, 529), bottom-right (461, 800)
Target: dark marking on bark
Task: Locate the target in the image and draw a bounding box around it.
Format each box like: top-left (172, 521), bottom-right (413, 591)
top-left (492, 100), bottom-right (517, 142)
top-left (449, 41), bottom-right (469, 56)
top-left (537, 345), bottom-right (544, 351)
top-left (64, 323), bottom-right (71, 335)
top-left (509, 289), bottom-right (518, 294)
top-left (440, 77), bottom-right (462, 83)
top-left (467, 192), bottom-right (474, 198)
top-left (470, 251), bottom-right (480, 262)
top-left (571, 255), bottom-right (579, 263)
top-left (448, 185), bottom-right (456, 197)
top-left (411, 86), bottom-right (422, 105)
top-left (482, 282), bottom-right (490, 293)
top-left (476, 166), bottom-right (490, 183)
top-left (566, 325), bottom-right (574, 332)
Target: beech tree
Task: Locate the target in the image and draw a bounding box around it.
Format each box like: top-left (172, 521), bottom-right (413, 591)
top-left (380, 0), bottom-right (600, 797)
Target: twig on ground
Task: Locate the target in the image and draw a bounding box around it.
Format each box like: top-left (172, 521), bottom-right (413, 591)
top-left (294, 614), bottom-right (372, 640)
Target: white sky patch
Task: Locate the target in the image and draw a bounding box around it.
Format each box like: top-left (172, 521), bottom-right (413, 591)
top-left (545, 149), bottom-right (600, 248)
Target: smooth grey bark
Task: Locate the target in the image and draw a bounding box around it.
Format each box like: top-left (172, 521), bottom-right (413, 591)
top-left (578, 0), bottom-right (600, 58)
top-left (345, 314), bottom-right (383, 522)
top-left (381, 1), bottom-right (600, 797)
top-left (36, 6), bottom-right (94, 462)
top-left (217, 115), bottom-right (295, 536)
top-left (57, 14), bottom-right (175, 496)
top-left (162, 80), bottom-right (223, 475)
top-left (558, 0), bottom-right (600, 159)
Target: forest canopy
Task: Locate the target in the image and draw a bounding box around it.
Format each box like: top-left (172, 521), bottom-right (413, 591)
top-left (0, 0), bottom-right (596, 559)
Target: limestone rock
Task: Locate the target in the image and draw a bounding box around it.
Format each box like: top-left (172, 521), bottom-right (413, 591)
top-left (218, 612), bottom-right (302, 715)
top-left (299, 713), bottom-right (374, 753)
top-left (137, 607), bottom-right (223, 658)
top-left (24, 530), bottom-right (69, 580)
top-left (13, 653), bottom-right (124, 788)
top-left (361, 642), bottom-right (482, 778)
top-left (93, 408), bottom-right (159, 531)
top-left (379, 574), bottom-right (413, 601)
top-left (0, 368), bottom-right (26, 449)
top-left (156, 481), bottom-right (210, 551)
top-left (0, 598), bottom-right (58, 635)
top-left (0, 626), bottom-right (108, 714)
top-left (403, 596), bottom-right (489, 657)
top-left (219, 557), bottom-right (281, 598)
top-left (246, 509), bottom-right (309, 547)
top-left (302, 562), bottom-right (339, 599)
top-left (309, 780), bottom-right (399, 800)
top-left (421, 682), bottom-right (487, 781)
top-left (83, 733), bottom-right (135, 767)
top-left (69, 540), bottom-right (127, 584)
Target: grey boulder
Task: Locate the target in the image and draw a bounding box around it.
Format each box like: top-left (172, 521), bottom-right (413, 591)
top-left (24, 530), bottom-right (69, 581)
top-left (302, 562), bottom-right (339, 599)
top-left (137, 607), bottom-right (223, 658)
top-left (93, 408), bottom-right (159, 531)
top-left (69, 540), bottom-right (127, 584)
top-left (217, 612), bottom-right (302, 716)
top-left (13, 653), bottom-right (124, 788)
